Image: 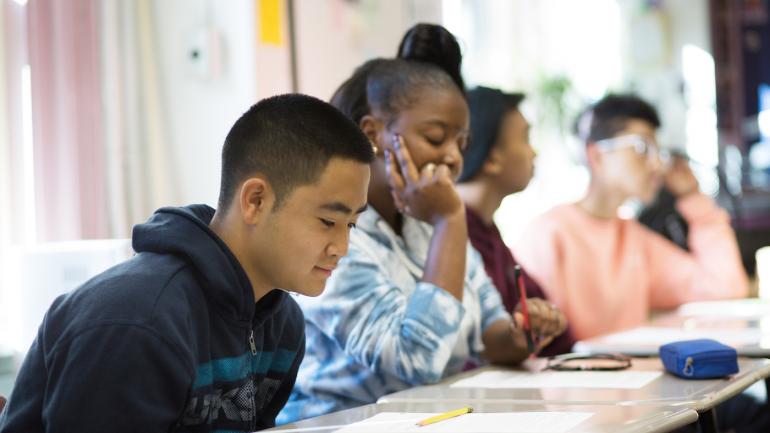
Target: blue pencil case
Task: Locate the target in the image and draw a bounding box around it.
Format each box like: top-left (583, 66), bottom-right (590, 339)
top-left (659, 339), bottom-right (738, 379)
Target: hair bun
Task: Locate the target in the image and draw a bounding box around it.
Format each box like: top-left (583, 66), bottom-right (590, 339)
top-left (397, 23), bottom-right (464, 92)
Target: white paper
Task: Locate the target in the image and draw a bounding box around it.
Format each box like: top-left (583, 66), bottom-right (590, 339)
top-left (333, 412), bottom-right (594, 433)
top-left (449, 370), bottom-right (661, 389)
top-left (677, 299), bottom-right (770, 318)
top-left (597, 326), bottom-right (763, 347)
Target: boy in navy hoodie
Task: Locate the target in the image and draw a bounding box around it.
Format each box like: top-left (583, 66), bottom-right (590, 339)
top-left (0, 94), bottom-right (373, 432)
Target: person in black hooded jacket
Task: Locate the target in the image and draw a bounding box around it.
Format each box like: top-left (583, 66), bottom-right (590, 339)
top-left (637, 151), bottom-right (693, 251)
top-left (0, 94), bottom-right (373, 433)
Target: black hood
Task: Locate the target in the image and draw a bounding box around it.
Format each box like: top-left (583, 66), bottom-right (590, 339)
top-left (132, 204), bottom-right (256, 322)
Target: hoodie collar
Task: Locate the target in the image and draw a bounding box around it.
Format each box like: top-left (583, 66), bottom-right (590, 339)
top-left (132, 205), bottom-right (283, 325)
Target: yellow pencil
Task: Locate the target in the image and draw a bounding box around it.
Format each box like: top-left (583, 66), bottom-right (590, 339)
top-left (415, 407), bottom-right (473, 427)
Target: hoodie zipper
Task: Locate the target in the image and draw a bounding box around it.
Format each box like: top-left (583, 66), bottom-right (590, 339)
top-left (249, 329), bottom-right (257, 355)
top-left (249, 328), bottom-right (257, 430)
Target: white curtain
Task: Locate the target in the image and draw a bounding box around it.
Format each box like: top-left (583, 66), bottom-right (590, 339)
top-left (0, 2), bottom-right (13, 249)
top-left (100, 0), bottom-right (180, 238)
top-left (0, 0), bottom-right (18, 352)
top-left (0, 0), bottom-right (31, 248)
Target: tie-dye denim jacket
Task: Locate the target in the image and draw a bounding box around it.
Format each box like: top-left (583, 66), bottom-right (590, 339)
top-left (278, 208), bottom-right (509, 424)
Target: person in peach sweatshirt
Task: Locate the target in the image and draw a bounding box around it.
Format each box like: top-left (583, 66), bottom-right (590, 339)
top-left (513, 94), bottom-right (748, 341)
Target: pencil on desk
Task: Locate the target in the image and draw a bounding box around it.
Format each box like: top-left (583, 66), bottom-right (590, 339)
top-left (415, 407), bottom-right (473, 427)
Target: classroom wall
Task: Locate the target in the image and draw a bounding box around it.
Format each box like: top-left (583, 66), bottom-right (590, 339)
top-left (132, 0), bottom-right (716, 243)
top-left (151, 0), bottom-right (713, 213)
top-left (293, 0), bottom-right (442, 100)
top-left (618, 0), bottom-right (714, 159)
top-left (149, 0), bottom-right (443, 207)
top-left (151, 0), bottom-right (258, 207)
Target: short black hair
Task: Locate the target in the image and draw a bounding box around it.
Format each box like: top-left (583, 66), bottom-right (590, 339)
top-left (218, 94), bottom-right (374, 211)
top-left (580, 93), bottom-right (661, 143)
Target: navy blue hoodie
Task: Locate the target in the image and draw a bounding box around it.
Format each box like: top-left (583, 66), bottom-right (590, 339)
top-left (0, 205), bottom-right (305, 432)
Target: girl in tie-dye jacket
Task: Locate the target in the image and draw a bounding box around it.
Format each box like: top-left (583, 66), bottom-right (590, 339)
top-left (278, 24), bottom-right (567, 424)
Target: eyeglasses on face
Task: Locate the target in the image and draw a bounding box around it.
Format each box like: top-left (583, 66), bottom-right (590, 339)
top-left (594, 134), bottom-right (670, 165)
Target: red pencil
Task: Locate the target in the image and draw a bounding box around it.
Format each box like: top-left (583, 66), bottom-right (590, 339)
top-left (514, 265), bottom-right (536, 354)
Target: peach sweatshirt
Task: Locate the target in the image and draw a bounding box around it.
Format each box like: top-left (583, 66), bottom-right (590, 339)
top-left (513, 193), bottom-right (748, 340)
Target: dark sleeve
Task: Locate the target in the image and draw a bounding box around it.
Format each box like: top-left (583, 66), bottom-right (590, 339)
top-left (42, 325), bottom-right (193, 433)
top-left (255, 333), bottom-right (305, 431)
top-left (539, 324), bottom-right (577, 356)
top-left (638, 187), bottom-right (689, 251)
top-left (0, 333), bottom-right (47, 432)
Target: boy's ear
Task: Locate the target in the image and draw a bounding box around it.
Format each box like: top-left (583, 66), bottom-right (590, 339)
top-left (584, 143), bottom-right (603, 172)
top-left (238, 176), bottom-right (275, 225)
top-left (359, 115), bottom-right (385, 153)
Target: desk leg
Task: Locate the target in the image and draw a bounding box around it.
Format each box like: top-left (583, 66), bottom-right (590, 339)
top-left (697, 408), bottom-right (719, 433)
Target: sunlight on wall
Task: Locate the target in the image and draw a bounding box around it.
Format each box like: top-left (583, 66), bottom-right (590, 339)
top-left (444, 0), bottom-right (715, 247)
top-left (682, 43), bottom-right (719, 195)
top-left (548, 0), bottom-right (622, 100)
top-left (445, 0), bottom-right (623, 247)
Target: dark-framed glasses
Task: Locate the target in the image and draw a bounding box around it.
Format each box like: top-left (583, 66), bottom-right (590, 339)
top-left (543, 353), bottom-right (632, 372)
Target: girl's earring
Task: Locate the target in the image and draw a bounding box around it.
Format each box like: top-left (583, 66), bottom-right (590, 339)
top-left (370, 141), bottom-right (379, 155)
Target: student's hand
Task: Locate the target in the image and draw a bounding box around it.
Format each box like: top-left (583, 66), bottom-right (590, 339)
top-left (384, 134), bottom-right (464, 225)
top-left (665, 158), bottom-right (699, 198)
top-left (511, 298), bottom-right (568, 354)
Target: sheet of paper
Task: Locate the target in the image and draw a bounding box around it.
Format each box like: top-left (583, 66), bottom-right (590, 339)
top-left (598, 326), bottom-right (763, 347)
top-left (449, 370), bottom-right (661, 389)
top-left (333, 412), bottom-right (594, 433)
top-left (677, 299), bottom-right (770, 318)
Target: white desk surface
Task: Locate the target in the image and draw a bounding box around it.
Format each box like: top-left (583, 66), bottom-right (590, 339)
top-left (576, 300), bottom-right (770, 357)
top-left (573, 326), bottom-right (770, 357)
top-left (266, 401), bottom-right (698, 433)
top-left (377, 357), bottom-right (770, 412)
top-left (672, 298), bottom-right (770, 320)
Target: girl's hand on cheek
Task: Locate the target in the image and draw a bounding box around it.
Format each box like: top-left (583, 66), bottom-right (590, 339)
top-left (386, 135), bottom-right (463, 225)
